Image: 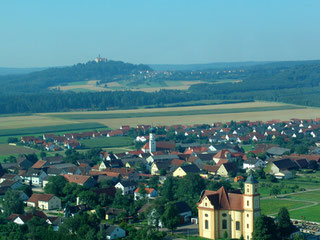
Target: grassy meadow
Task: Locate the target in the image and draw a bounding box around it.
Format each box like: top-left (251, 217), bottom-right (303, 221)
top-left (79, 136), bottom-right (134, 149)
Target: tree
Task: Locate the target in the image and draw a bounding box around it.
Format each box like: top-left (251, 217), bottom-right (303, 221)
top-left (270, 185), bottom-right (281, 196)
top-left (17, 185), bottom-right (33, 197)
top-left (44, 175), bottom-right (67, 197)
top-left (161, 203), bottom-right (180, 233)
top-left (239, 235), bottom-right (244, 240)
top-left (160, 169), bottom-right (167, 176)
top-left (78, 190), bottom-right (97, 208)
top-left (161, 177), bottom-right (175, 201)
top-left (253, 215), bottom-right (279, 240)
top-left (277, 207), bottom-right (294, 239)
top-left (2, 190), bottom-right (24, 216)
top-left (223, 230), bottom-right (228, 239)
top-left (293, 234), bottom-right (305, 240)
top-left (40, 151), bottom-right (47, 159)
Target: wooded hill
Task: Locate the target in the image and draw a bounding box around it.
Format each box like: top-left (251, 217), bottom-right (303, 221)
top-left (0, 60), bottom-right (151, 93)
top-left (1, 59), bottom-right (320, 114)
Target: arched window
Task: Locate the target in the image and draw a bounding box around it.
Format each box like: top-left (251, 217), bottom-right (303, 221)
top-left (205, 220), bottom-right (209, 229)
top-left (222, 220), bottom-right (227, 229)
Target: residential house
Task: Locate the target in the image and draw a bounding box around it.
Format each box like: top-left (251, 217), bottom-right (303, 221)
top-left (173, 164), bottom-right (201, 177)
top-left (243, 158), bottom-right (266, 170)
top-left (217, 162), bottom-right (238, 177)
top-left (134, 187), bottom-right (158, 200)
top-left (103, 225), bottom-right (126, 240)
top-left (63, 174), bottom-right (96, 188)
top-left (27, 193), bottom-right (61, 210)
top-left (114, 180), bottom-right (137, 195)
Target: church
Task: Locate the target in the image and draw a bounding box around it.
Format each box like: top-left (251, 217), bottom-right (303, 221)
top-left (197, 175), bottom-right (260, 240)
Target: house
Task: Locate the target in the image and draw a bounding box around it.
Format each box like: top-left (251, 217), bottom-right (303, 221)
top-left (266, 147), bottom-right (290, 157)
top-left (203, 165), bottom-right (220, 176)
top-left (114, 180), bottom-right (137, 195)
top-left (174, 201), bottom-right (193, 224)
top-left (20, 169), bottom-right (48, 186)
top-left (27, 193), bottom-right (61, 210)
top-left (105, 208), bottom-right (126, 220)
top-left (217, 162), bottom-right (238, 177)
top-left (213, 150), bottom-right (231, 164)
top-left (63, 174), bottom-right (96, 188)
top-left (150, 161), bottom-right (171, 175)
top-left (8, 210), bottom-right (48, 225)
top-left (103, 225), bottom-right (126, 240)
top-left (0, 173), bottom-right (22, 183)
top-left (197, 175), bottom-right (260, 240)
top-left (134, 187), bottom-right (158, 200)
top-left (266, 158), bottom-right (299, 175)
top-left (173, 164), bottom-right (201, 177)
top-left (243, 158), bottom-right (266, 170)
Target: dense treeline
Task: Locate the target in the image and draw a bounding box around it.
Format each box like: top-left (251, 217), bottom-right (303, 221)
top-left (189, 62), bottom-right (320, 107)
top-left (0, 90), bottom-right (204, 114)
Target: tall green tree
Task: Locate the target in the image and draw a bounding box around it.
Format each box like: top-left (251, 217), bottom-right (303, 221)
top-left (161, 203), bottom-right (180, 233)
top-left (277, 207), bottom-right (294, 239)
top-left (44, 175), bottom-right (67, 197)
top-left (2, 190), bottom-right (24, 216)
top-left (253, 215), bottom-right (279, 240)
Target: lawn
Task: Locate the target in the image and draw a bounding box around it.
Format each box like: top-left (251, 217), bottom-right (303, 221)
top-left (260, 199), bottom-right (310, 215)
top-left (0, 123), bottom-right (107, 137)
top-left (289, 204), bottom-right (320, 222)
top-left (79, 136), bottom-right (134, 149)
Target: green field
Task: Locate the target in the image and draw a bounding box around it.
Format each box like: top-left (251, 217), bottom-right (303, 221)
top-left (260, 199), bottom-right (310, 215)
top-left (47, 105), bottom-right (304, 120)
top-left (289, 204), bottom-right (320, 222)
top-left (0, 123), bottom-right (107, 137)
top-left (79, 136), bottom-right (134, 149)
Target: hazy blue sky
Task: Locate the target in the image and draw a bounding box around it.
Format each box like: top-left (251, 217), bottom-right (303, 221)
top-left (1, 0), bottom-right (320, 67)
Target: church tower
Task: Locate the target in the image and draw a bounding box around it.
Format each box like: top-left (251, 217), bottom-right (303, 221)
top-left (243, 175), bottom-right (260, 240)
top-left (149, 127), bottom-right (156, 153)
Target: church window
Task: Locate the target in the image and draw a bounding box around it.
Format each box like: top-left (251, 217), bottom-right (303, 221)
top-left (222, 213), bottom-right (227, 217)
top-left (236, 221), bottom-right (240, 230)
top-left (247, 188), bottom-right (249, 193)
top-left (247, 214), bottom-right (249, 217)
top-left (222, 220), bottom-right (227, 229)
top-left (205, 214), bottom-right (208, 217)
top-left (247, 224), bottom-right (249, 228)
top-left (247, 200), bottom-right (249, 206)
top-left (205, 220), bottom-right (209, 229)
top-left (205, 203), bottom-right (207, 206)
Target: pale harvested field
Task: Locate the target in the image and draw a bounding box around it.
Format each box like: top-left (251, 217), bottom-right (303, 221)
top-left (0, 115), bottom-right (77, 130)
top-left (106, 81), bottom-right (121, 87)
top-left (79, 108), bottom-right (320, 129)
top-left (40, 101), bottom-right (285, 116)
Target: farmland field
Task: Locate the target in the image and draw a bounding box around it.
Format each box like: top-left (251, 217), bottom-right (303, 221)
top-left (0, 144), bottom-right (39, 155)
top-left (1, 101), bottom-right (320, 143)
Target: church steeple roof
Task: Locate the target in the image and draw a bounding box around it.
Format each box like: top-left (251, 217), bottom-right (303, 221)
top-left (245, 174), bottom-right (258, 184)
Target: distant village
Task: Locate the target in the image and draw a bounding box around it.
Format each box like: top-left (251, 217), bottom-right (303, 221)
top-left (1, 118), bottom-right (320, 239)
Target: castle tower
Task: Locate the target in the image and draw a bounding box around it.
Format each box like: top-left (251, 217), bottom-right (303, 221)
top-left (243, 175), bottom-right (260, 240)
top-left (149, 127), bottom-right (156, 153)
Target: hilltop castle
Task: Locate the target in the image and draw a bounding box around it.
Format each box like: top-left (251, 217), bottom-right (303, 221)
top-left (197, 175), bottom-right (260, 240)
top-left (94, 55), bottom-right (107, 63)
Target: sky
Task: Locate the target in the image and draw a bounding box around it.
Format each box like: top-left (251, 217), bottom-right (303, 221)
top-left (1, 0), bottom-right (320, 67)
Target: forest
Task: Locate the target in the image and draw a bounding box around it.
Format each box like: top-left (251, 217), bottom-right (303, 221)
top-left (1, 60), bottom-right (320, 114)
